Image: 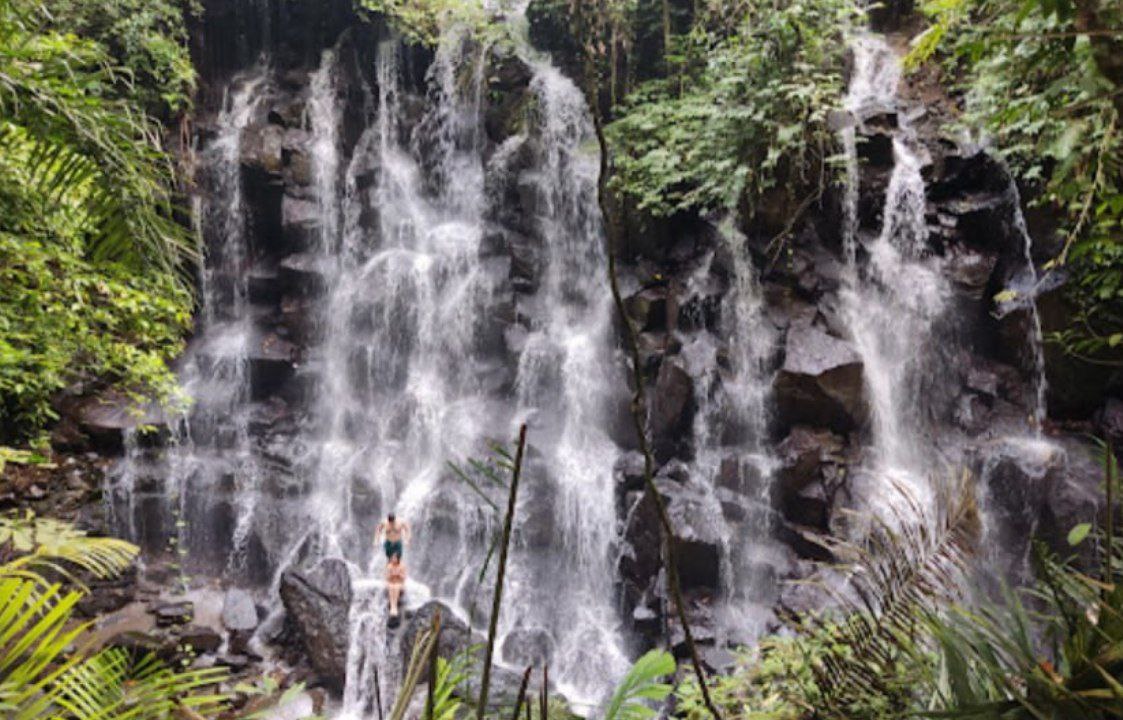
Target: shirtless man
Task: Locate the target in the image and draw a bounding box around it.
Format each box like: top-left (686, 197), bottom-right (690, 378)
top-left (375, 513), bottom-right (410, 560)
top-left (386, 554), bottom-right (407, 618)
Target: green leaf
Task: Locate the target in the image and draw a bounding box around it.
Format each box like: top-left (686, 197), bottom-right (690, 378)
top-left (1068, 522), bottom-right (1092, 546)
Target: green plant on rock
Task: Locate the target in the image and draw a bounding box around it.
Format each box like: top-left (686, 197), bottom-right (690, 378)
top-left (908, 0), bottom-right (1123, 363)
top-left (0, 0), bottom-right (196, 443)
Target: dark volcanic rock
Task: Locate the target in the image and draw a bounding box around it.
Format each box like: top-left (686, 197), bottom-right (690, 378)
top-left (152, 601), bottom-right (194, 627)
top-left (660, 480), bottom-right (722, 590)
top-left (280, 558), bottom-right (352, 692)
top-left (222, 588), bottom-right (260, 632)
top-left (773, 325), bottom-right (866, 433)
top-left (775, 426), bottom-right (844, 491)
top-left (648, 358), bottom-right (695, 462)
top-left (973, 435), bottom-right (1103, 562)
top-left (179, 625), bottom-right (223, 655)
top-left (400, 601), bottom-right (473, 681)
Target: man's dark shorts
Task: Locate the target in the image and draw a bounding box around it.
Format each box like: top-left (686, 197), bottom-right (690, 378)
top-left (384, 539), bottom-right (403, 559)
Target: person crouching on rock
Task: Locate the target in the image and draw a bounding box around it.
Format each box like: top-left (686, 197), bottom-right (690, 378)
top-left (386, 553), bottom-right (407, 618)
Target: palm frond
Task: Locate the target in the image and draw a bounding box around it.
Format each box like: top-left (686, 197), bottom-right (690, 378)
top-left (0, 0), bottom-right (196, 277)
top-left (797, 473), bottom-right (981, 717)
top-left (0, 511), bottom-right (138, 586)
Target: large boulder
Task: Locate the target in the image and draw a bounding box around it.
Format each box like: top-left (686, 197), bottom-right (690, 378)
top-left (972, 435), bottom-right (1103, 565)
top-left (400, 601), bottom-right (473, 681)
top-left (648, 358), bottom-right (696, 462)
top-left (279, 559), bottom-right (352, 691)
top-left (773, 325), bottom-right (867, 433)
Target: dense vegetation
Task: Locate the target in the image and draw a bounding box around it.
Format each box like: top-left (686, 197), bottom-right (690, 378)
top-left (0, 0), bottom-right (195, 444)
top-left (909, 0), bottom-right (1123, 362)
top-left (1, 0), bottom-right (1121, 717)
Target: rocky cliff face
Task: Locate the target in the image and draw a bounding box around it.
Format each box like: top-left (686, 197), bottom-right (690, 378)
top-left (79, 0), bottom-right (1118, 697)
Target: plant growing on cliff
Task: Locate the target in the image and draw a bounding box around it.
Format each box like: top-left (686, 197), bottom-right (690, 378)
top-left (605, 0), bottom-right (861, 220)
top-left (0, 0), bottom-right (195, 442)
top-left (909, 0), bottom-right (1123, 363)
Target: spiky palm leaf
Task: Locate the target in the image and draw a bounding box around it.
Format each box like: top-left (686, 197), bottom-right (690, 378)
top-left (0, 515), bottom-right (229, 719)
top-left (797, 475), bottom-right (981, 717)
top-left (0, 577), bottom-right (89, 717)
top-left (0, 511), bottom-right (138, 586)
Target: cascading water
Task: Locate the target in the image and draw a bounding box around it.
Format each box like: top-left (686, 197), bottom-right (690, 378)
top-left (1002, 178), bottom-right (1049, 430)
top-left (113, 19), bottom-right (632, 713)
top-left (837, 35), bottom-right (952, 510)
top-left (109, 69), bottom-right (271, 571)
top-left (684, 219), bottom-right (781, 640)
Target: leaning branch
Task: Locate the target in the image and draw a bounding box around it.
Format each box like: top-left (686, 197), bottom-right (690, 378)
top-left (584, 51), bottom-right (722, 720)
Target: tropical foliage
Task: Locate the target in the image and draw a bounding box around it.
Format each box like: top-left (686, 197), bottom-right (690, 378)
top-left (606, 0), bottom-right (861, 219)
top-left (0, 512), bottom-right (229, 719)
top-left (0, 0), bottom-right (195, 443)
top-left (909, 0), bottom-right (1123, 361)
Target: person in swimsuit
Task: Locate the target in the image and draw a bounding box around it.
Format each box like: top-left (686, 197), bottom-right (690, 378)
top-left (375, 513), bottom-right (410, 559)
top-left (386, 554), bottom-right (407, 618)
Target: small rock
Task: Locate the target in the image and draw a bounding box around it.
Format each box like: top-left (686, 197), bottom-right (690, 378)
top-left (178, 625), bottom-right (223, 655)
top-left (151, 601), bottom-right (194, 627)
top-left (222, 588), bottom-right (260, 632)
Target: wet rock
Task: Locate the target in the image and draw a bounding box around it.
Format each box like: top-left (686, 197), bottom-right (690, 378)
top-left (660, 480), bottom-right (721, 590)
top-left (668, 593), bottom-right (717, 657)
top-left (400, 601), bottom-right (474, 681)
top-left (944, 243), bottom-right (998, 300)
top-left (614, 451), bottom-right (647, 494)
top-left (280, 558), bottom-right (352, 692)
top-left (281, 196), bottom-right (321, 252)
top-left (152, 601), bottom-right (194, 627)
top-left (773, 325), bottom-right (867, 433)
top-left (780, 481), bottom-right (830, 530)
top-left (501, 626), bottom-right (555, 668)
top-left (857, 132), bottom-right (894, 168)
top-left (775, 426), bottom-right (844, 491)
top-left (108, 630), bottom-right (169, 661)
top-left (69, 392), bottom-right (167, 453)
top-left (972, 436), bottom-right (1103, 561)
top-left (179, 625), bottom-right (223, 655)
top-left (626, 287), bottom-right (670, 332)
top-left (648, 358), bottom-right (695, 462)
top-left (223, 588), bottom-right (260, 632)
top-left (222, 587), bottom-right (259, 652)
top-left (619, 491), bottom-right (662, 611)
top-left (240, 123), bottom-right (285, 176)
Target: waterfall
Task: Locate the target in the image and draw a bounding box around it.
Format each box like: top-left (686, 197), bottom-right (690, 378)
top-left (1002, 179), bottom-right (1049, 429)
top-left (686, 218), bottom-right (781, 640)
top-left (109, 69), bottom-right (271, 571)
top-left (838, 35), bottom-right (950, 509)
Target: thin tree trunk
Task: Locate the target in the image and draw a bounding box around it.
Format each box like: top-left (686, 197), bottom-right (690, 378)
top-left (510, 666), bottom-right (533, 720)
top-left (586, 60), bottom-right (722, 720)
top-left (476, 424), bottom-right (529, 719)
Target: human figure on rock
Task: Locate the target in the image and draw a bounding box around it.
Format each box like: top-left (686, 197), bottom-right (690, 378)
top-left (375, 513), bottom-right (410, 560)
top-left (386, 553), bottom-right (407, 620)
